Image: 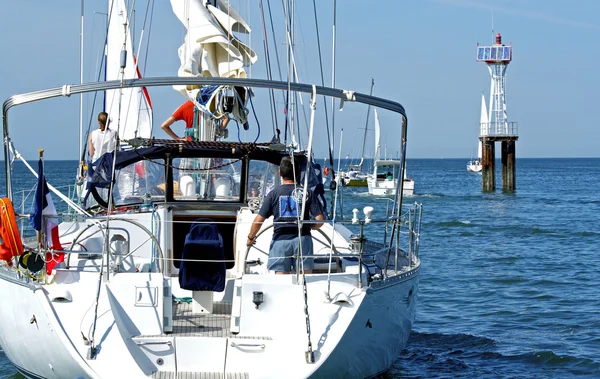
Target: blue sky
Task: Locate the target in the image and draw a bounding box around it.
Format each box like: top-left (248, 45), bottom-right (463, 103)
top-left (1, 0), bottom-right (599, 160)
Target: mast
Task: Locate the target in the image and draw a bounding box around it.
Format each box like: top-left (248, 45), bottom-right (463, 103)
top-left (358, 78), bottom-right (374, 170)
top-left (330, 0), bottom-right (337, 158)
top-left (79, 0), bottom-right (84, 165)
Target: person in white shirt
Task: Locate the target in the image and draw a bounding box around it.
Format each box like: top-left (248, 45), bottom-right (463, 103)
top-left (89, 112), bottom-right (117, 162)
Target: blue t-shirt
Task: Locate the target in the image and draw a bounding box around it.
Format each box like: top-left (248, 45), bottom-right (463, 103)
top-left (258, 184), bottom-right (323, 241)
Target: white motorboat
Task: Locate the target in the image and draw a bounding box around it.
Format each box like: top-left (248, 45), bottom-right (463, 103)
top-left (367, 109), bottom-right (415, 197)
top-left (0, 2), bottom-right (422, 379)
top-left (367, 160), bottom-right (415, 197)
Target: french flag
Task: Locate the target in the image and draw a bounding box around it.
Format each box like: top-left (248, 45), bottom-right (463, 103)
top-left (30, 158), bottom-right (64, 274)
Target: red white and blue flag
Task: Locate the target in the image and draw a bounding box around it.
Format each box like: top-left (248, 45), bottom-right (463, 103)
top-left (30, 158), bottom-right (64, 274)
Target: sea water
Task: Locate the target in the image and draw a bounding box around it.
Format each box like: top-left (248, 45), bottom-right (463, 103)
top-left (1, 158), bottom-right (599, 379)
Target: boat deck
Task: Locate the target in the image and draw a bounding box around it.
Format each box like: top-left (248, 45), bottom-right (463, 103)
top-left (170, 301), bottom-right (234, 337)
top-left (148, 302), bottom-right (254, 379)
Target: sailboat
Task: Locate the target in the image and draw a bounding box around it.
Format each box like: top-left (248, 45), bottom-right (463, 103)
top-left (367, 109), bottom-right (415, 196)
top-left (0, 1), bottom-right (422, 378)
top-left (338, 79), bottom-right (374, 187)
top-left (467, 93), bottom-right (485, 173)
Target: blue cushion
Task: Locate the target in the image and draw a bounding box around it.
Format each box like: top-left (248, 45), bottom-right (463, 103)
top-left (178, 219), bottom-right (225, 292)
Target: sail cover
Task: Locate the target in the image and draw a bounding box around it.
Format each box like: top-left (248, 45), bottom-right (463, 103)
top-left (169, 0), bottom-right (257, 103)
top-left (105, 0), bottom-right (153, 141)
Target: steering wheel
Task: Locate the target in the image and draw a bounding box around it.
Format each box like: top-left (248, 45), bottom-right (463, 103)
top-left (65, 218), bottom-right (163, 270)
top-left (242, 223), bottom-right (341, 274)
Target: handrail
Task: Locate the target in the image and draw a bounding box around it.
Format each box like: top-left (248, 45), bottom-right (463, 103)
top-left (3, 77), bottom-right (407, 201)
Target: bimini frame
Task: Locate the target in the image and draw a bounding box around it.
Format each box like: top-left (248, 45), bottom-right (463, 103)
top-left (2, 76), bottom-right (408, 223)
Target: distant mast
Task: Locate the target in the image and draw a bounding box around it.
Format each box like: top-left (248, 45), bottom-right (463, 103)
top-left (476, 32), bottom-right (519, 191)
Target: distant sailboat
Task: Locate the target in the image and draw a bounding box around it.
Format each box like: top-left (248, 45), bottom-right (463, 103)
top-left (339, 79), bottom-right (375, 187)
top-left (467, 93), bottom-right (485, 173)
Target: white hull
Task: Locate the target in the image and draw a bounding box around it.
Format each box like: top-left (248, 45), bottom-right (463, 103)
top-left (342, 176), bottom-right (368, 187)
top-left (337, 168), bottom-right (368, 187)
top-left (368, 178), bottom-right (415, 197)
top-left (0, 203), bottom-right (421, 379)
top-left (311, 272), bottom-right (419, 378)
top-left (0, 261), bottom-right (419, 379)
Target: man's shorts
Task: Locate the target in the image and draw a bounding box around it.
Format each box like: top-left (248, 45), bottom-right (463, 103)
top-left (267, 235), bottom-right (314, 273)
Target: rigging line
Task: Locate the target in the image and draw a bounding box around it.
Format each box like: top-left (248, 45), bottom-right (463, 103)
top-left (326, 127), bottom-right (344, 298)
top-left (266, 0), bottom-right (286, 137)
top-left (258, 0), bottom-right (279, 136)
top-left (266, 0), bottom-right (283, 81)
top-left (141, 0), bottom-right (154, 79)
top-left (131, 0), bottom-right (155, 136)
top-left (245, 0), bottom-right (252, 78)
top-left (334, 127), bottom-right (344, 219)
top-left (141, 0), bottom-right (155, 134)
top-left (122, 0), bottom-right (148, 137)
top-left (297, 85), bottom-right (317, 360)
top-left (9, 144), bottom-right (89, 216)
top-left (248, 93), bottom-right (262, 143)
top-left (265, 39), bottom-right (279, 136)
top-left (282, 0), bottom-right (309, 148)
top-left (282, 0), bottom-right (293, 146)
top-left (311, 0), bottom-right (335, 176)
top-left (294, 92), bottom-right (302, 148)
top-left (115, 0), bottom-right (150, 140)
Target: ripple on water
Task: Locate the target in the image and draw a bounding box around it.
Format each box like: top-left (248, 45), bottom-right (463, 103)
top-left (381, 332), bottom-right (600, 379)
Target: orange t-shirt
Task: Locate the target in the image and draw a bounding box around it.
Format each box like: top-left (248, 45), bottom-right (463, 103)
top-left (172, 100), bottom-right (196, 129)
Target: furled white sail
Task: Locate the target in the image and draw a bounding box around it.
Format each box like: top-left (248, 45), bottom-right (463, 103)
top-left (480, 92), bottom-right (488, 127)
top-left (169, 0), bottom-right (257, 103)
top-left (478, 93), bottom-right (488, 159)
top-left (105, 0), bottom-right (153, 140)
top-left (372, 108), bottom-right (381, 176)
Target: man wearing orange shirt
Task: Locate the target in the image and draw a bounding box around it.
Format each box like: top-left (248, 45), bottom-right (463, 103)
top-left (161, 100), bottom-right (229, 141)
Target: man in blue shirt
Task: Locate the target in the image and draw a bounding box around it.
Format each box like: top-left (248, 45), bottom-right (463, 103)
top-left (246, 156), bottom-right (325, 274)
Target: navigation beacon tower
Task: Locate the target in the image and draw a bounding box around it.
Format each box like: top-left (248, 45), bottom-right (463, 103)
top-left (476, 33), bottom-right (518, 191)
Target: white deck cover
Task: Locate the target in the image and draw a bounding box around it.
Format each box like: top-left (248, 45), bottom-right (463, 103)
top-left (170, 0), bottom-right (257, 101)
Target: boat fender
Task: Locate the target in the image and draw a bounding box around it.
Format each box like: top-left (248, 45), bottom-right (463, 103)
top-left (0, 197), bottom-right (24, 263)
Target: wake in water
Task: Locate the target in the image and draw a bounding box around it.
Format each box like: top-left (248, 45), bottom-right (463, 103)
top-left (378, 331), bottom-right (600, 379)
